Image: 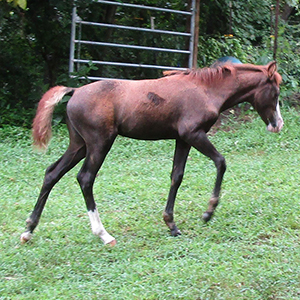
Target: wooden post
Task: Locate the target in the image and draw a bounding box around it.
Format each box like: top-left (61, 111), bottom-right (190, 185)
top-left (192, 0), bottom-right (200, 68)
top-left (273, 0), bottom-right (279, 61)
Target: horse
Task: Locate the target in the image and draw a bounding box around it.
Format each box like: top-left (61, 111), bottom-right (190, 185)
top-left (20, 61), bottom-right (283, 246)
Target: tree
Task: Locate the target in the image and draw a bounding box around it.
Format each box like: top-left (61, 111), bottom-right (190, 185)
top-left (0, 1), bottom-right (72, 115)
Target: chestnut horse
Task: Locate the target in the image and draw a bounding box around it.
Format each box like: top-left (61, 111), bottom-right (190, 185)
top-left (21, 62), bottom-right (283, 245)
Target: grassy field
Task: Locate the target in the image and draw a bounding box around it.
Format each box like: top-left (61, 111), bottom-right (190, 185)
top-left (1, 108), bottom-right (300, 299)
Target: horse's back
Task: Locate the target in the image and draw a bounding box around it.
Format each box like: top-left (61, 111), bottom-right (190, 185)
top-left (66, 76), bottom-right (211, 140)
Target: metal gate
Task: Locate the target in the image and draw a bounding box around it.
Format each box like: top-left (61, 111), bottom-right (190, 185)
top-left (69, 0), bottom-right (198, 81)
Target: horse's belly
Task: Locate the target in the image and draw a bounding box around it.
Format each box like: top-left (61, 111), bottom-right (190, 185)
top-left (118, 120), bottom-right (179, 140)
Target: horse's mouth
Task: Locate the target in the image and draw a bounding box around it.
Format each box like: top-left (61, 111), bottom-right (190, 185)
top-left (267, 117), bottom-right (284, 133)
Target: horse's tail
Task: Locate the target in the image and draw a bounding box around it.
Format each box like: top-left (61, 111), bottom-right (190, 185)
top-left (32, 86), bottom-right (75, 149)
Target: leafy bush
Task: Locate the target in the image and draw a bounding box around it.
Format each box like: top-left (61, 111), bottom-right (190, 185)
top-left (197, 35), bottom-right (255, 67)
top-left (197, 20), bottom-right (300, 108)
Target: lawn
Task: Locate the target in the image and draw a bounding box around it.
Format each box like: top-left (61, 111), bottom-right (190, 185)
top-left (1, 107), bottom-right (300, 299)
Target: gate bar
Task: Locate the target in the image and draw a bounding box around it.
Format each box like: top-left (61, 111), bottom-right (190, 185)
top-left (78, 20), bottom-right (191, 37)
top-left (69, 6), bottom-right (77, 74)
top-left (75, 40), bottom-right (191, 54)
top-left (95, 0), bottom-right (192, 15)
top-left (73, 59), bottom-right (187, 70)
top-left (69, 1), bottom-right (198, 79)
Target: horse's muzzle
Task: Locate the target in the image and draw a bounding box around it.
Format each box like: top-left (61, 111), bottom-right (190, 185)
top-left (266, 103), bottom-right (284, 133)
top-left (267, 117), bottom-right (284, 133)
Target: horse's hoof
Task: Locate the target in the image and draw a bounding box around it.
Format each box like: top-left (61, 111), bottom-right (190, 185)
top-left (171, 228), bottom-right (181, 236)
top-left (107, 239), bottom-right (117, 247)
top-left (20, 231), bottom-right (32, 244)
top-left (202, 212), bottom-right (212, 223)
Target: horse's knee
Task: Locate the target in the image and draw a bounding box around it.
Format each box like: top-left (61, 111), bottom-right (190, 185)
top-left (43, 163), bottom-right (62, 188)
top-left (171, 171), bottom-right (184, 187)
top-left (77, 173), bottom-right (96, 212)
top-left (216, 155), bottom-right (226, 173)
top-left (77, 172), bottom-right (88, 189)
top-left (43, 172), bottom-right (56, 189)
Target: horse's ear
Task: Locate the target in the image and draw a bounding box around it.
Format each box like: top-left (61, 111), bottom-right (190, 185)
top-left (267, 61), bottom-right (277, 78)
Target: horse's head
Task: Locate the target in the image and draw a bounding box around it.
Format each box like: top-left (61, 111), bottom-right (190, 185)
top-left (252, 61), bottom-right (283, 133)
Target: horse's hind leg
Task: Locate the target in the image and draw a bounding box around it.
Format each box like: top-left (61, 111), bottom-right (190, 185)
top-left (76, 136), bottom-right (117, 245)
top-left (163, 139), bottom-right (191, 236)
top-left (21, 127), bottom-right (86, 243)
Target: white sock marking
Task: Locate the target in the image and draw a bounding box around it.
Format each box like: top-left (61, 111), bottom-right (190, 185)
top-left (88, 209), bottom-right (115, 244)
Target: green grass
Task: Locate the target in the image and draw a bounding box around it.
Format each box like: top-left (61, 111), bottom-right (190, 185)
top-left (1, 108), bottom-right (300, 299)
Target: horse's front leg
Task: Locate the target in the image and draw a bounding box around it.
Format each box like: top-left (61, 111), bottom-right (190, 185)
top-left (185, 130), bottom-right (226, 222)
top-left (77, 137), bottom-right (117, 246)
top-left (164, 139), bottom-right (191, 236)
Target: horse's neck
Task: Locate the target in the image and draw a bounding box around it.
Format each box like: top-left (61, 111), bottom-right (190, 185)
top-left (219, 73), bottom-right (260, 112)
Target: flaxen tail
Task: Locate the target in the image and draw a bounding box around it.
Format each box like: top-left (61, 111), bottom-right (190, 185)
top-left (32, 86), bottom-right (75, 149)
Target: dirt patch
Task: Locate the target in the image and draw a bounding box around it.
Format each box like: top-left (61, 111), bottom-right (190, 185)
top-left (210, 103), bottom-right (253, 135)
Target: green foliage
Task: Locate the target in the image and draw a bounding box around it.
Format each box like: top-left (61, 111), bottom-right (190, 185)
top-left (275, 22), bottom-right (300, 101)
top-left (0, 106), bottom-right (34, 128)
top-left (1, 108), bottom-right (300, 299)
top-left (197, 36), bottom-right (255, 67)
top-left (230, 0), bottom-right (272, 43)
top-left (197, 0), bottom-right (300, 106)
top-left (0, 0), bottom-right (71, 127)
top-left (6, 0), bottom-right (26, 9)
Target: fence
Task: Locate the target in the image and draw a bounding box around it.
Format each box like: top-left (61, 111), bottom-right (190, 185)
top-left (69, 0), bottom-right (199, 80)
